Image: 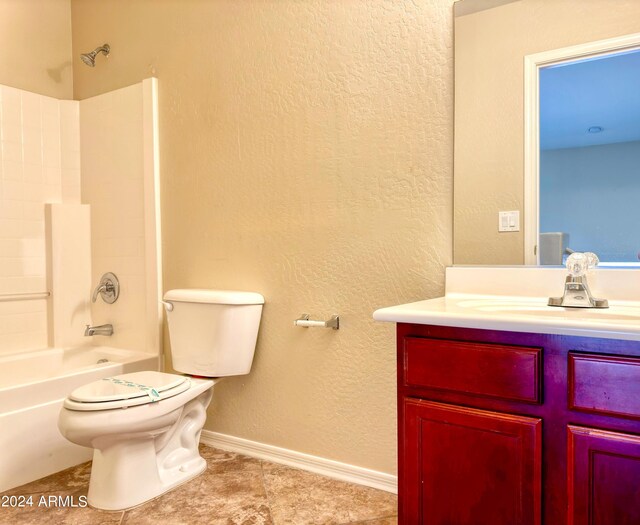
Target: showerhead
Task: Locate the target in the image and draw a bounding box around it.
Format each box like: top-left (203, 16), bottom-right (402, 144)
top-left (80, 44), bottom-right (110, 67)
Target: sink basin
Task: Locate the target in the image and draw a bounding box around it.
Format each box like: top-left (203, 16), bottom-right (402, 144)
top-left (454, 298), bottom-right (640, 321)
top-left (374, 293), bottom-right (640, 341)
top-left (373, 267), bottom-right (640, 340)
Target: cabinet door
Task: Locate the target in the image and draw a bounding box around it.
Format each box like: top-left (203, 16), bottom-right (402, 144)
top-left (402, 399), bottom-right (542, 525)
top-left (568, 426), bottom-right (640, 525)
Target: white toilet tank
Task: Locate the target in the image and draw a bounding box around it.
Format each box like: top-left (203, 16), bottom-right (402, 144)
top-left (163, 289), bottom-right (264, 377)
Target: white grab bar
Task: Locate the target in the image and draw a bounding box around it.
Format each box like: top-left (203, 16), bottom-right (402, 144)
top-left (0, 292), bottom-right (50, 303)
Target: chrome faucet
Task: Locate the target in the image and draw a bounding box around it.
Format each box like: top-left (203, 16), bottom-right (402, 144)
top-left (548, 252), bottom-right (608, 308)
top-left (84, 324), bottom-right (114, 337)
top-left (92, 272), bottom-right (120, 304)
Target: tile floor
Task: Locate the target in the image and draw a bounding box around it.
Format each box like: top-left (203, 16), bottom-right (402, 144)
top-left (0, 445), bottom-right (397, 525)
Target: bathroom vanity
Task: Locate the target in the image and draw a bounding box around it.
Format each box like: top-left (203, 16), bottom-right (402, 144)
top-left (374, 267), bottom-right (640, 525)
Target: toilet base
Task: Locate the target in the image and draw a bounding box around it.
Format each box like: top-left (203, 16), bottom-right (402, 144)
top-left (88, 455), bottom-right (207, 510)
top-left (86, 388), bottom-right (213, 511)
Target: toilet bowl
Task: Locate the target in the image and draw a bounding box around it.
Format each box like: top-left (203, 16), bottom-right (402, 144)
top-left (59, 371), bottom-right (216, 510)
top-left (58, 289), bottom-right (264, 510)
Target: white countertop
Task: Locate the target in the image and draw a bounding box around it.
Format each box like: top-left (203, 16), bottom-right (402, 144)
top-left (373, 267), bottom-right (640, 341)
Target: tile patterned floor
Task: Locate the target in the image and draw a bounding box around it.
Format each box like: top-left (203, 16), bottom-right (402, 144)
top-left (0, 445), bottom-right (397, 525)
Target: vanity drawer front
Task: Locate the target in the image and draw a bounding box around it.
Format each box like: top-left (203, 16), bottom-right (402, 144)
top-left (403, 337), bottom-right (542, 404)
top-left (569, 352), bottom-right (640, 420)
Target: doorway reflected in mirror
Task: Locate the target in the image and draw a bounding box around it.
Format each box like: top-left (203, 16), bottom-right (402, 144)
top-left (539, 49), bottom-right (640, 263)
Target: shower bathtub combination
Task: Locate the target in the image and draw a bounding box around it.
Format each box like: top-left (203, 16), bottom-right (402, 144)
top-left (0, 77), bottom-right (161, 494)
top-left (0, 346), bottom-right (158, 492)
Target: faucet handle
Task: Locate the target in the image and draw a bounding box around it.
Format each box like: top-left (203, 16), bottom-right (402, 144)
top-left (584, 252), bottom-right (600, 269)
top-left (566, 252), bottom-right (588, 277)
top-left (92, 272), bottom-right (120, 304)
top-left (566, 252), bottom-right (599, 277)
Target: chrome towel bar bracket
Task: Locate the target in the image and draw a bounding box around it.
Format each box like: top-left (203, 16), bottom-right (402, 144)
top-left (294, 313), bottom-right (340, 330)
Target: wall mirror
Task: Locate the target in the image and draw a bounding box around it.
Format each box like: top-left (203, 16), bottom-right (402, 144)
top-left (453, 0), bottom-right (640, 266)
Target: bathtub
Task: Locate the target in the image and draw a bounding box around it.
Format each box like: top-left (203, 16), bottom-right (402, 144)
top-left (0, 346), bottom-right (158, 493)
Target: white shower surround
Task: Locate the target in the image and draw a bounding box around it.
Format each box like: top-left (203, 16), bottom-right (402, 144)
top-left (0, 78), bottom-right (162, 491)
top-left (0, 85), bottom-right (80, 355)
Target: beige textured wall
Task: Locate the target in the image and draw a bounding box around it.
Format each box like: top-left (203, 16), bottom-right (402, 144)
top-left (454, 0), bottom-right (640, 265)
top-left (71, 0), bottom-right (453, 474)
top-left (0, 0), bottom-right (72, 99)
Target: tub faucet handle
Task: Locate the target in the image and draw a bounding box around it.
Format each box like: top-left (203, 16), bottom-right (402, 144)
top-left (92, 273), bottom-right (120, 304)
top-left (91, 284), bottom-right (107, 302)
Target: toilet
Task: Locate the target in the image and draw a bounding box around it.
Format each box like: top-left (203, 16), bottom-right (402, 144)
top-left (58, 289), bottom-right (264, 511)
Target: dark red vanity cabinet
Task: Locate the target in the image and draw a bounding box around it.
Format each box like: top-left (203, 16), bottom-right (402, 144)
top-left (568, 426), bottom-right (640, 525)
top-left (396, 323), bottom-right (640, 525)
top-left (403, 399), bottom-right (542, 525)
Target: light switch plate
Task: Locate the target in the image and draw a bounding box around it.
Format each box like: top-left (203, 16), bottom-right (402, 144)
top-left (498, 211), bottom-right (520, 232)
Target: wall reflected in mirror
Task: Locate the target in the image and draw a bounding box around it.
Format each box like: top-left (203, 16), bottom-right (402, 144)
top-left (453, 0), bottom-right (640, 266)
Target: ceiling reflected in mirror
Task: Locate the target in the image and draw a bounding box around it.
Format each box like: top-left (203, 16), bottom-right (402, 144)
top-left (540, 50), bottom-right (640, 150)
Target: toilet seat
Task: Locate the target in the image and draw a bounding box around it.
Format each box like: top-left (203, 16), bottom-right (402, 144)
top-left (64, 371), bottom-right (192, 411)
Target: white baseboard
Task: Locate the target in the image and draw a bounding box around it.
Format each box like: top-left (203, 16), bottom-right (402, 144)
top-left (199, 430), bottom-right (397, 494)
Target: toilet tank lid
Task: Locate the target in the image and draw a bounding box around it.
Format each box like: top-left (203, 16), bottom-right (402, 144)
top-left (163, 289), bottom-right (265, 305)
